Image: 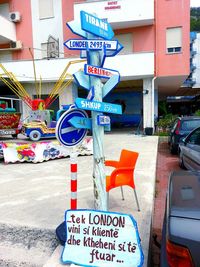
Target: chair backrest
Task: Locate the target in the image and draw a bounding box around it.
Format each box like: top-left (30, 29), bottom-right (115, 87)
top-left (118, 149), bottom-right (139, 168)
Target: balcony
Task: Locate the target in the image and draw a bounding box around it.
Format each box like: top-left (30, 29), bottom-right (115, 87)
top-left (0, 15), bottom-right (16, 44)
top-left (74, 0), bottom-right (154, 30)
top-left (1, 52), bottom-right (154, 82)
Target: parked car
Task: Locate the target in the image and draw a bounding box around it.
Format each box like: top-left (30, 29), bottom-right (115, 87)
top-left (168, 116), bottom-right (200, 154)
top-left (179, 126), bottom-right (200, 171)
top-left (161, 170), bottom-right (200, 267)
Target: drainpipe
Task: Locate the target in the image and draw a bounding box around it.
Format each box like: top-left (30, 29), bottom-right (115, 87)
top-left (151, 76), bottom-right (157, 132)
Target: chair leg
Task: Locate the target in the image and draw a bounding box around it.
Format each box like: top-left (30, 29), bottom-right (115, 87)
top-left (107, 192), bottom-right (109, 210)
top-left (120, 186), bottom-right (125, 200)
top-left (133, 189), bottom-right (140, 212)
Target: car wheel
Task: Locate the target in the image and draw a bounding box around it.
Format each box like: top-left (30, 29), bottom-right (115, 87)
top-left (12, 134), bottom-right (18, 139)
top-left (170, 142), bottom-right (176, 154)
top-left (29, 130), bottom-right (41, 141)
top-left (179, 153), bottom-right (186, 169)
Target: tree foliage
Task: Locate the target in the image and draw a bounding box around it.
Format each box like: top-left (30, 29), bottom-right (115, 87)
top-left (191, 7), bottom-right (200, 31)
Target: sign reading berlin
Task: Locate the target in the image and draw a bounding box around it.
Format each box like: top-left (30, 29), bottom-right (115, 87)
top-left (62, 209), bottom-right (144, 267)
top-left (84, 64), bottom-right (119, 79)
top-left (80, 11), bottom-right (114, 40)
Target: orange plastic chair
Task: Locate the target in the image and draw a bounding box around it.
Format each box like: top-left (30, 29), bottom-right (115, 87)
top-left (105, 149), bottom-right (140, 211)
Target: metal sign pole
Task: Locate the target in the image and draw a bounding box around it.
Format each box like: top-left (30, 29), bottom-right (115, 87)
top-left (88, 41), bottom-right (108, 211)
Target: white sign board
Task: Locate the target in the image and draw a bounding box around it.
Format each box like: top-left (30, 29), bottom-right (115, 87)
top-left (61, 209), bottom-right (144, 267)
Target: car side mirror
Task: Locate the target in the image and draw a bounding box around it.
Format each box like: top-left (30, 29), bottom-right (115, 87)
top-left (180, 137), bottom-right (187, 145)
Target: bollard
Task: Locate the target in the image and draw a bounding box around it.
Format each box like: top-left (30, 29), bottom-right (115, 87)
top-left (70, 150), bottom-right (78, 209)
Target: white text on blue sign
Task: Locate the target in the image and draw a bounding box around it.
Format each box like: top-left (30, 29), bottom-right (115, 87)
top-left (75, 98), bottom-right (122, 115)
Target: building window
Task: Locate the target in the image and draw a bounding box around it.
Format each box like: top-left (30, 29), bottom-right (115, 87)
top-left (114, 33), bottom-right (133, 54)
top-left (39, 0), bottom-right (54, 19)
top-left (166, 27), bottom-right (182, 54)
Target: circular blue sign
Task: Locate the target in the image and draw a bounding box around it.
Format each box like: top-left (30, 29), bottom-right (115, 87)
top-left (56, 108), bottom-right (88, 147)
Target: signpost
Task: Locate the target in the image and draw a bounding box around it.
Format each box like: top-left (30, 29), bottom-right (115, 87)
top-left (62, 209), bottom-right (144, 267)
top-left (56, 10), bottom-right (144, 266)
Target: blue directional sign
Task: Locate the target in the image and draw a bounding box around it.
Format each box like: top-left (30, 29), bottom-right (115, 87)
top-left (56, 108), bottom-right (88, 147)
top-left (73, 70), bottom-right (90, 90)
top-left (67, 20), bottom-right (87, 38)
top-left (64, 39), bottom-right (118, 51)
top-left (106, 42), bottom-right (124, 57)
top-left (97, 114), bottom-right (110, 126)
top-left (69, 116), bottom-right (92, 130)
top-left (80, 11), bottom-right (114, 40)
top-left (84, 64), bottom-right (120, 79)
top-left (102, 74), bottom-right (120, 98)
top-left (75, 97), bottom-right (122, 115)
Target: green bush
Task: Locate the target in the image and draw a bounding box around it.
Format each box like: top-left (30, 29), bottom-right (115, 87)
top-left (195, 109), bottom-right (200, 116)
top-left (156, 114), bottom-right (177, 133)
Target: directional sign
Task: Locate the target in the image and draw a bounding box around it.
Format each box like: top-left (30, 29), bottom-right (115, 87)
top-left (84, 64), bottom-right (119, 79)
top-left (69, 116), bottom-right (92, 130)
top-left (80, 11), bottom-right (114, 40)
top-left (67, 20), bottom-right (87, 38)
top-left (106, 42), bottom-right (124, 57)
top-left (97, 114), bottom-right (110, 126)
top-left (102, 74), bottom-right (120, 98)
top-left (73, 70), bottom-right (90, 90)
top-left (64, 39), bottom-right (118, 51)
top-left (56, 108), bottom-right (88, 147)
top-left (75, 97), bottom-right (122, 115)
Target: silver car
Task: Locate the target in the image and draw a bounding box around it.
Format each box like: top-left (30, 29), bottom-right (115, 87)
top-left (179, 126), bottom-right (200, 171)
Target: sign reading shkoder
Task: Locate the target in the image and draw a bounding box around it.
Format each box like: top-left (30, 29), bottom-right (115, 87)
top-left (62, 209), bottom-right (144, 267)
top-left (84, 64), bottom-right (119, 79)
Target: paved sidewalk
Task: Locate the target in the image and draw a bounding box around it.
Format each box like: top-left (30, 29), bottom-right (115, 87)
top-left (0, 133), bottom-right (158, 267)
top-left (151, 140), bottom-right (180, 266)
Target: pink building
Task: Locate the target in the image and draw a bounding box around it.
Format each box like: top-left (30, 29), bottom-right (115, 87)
top-left (0, 0), bottom-right (190, 130)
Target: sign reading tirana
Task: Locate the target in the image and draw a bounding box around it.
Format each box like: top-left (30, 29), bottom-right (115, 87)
top-left (62, 209), bottom-right (144, 267)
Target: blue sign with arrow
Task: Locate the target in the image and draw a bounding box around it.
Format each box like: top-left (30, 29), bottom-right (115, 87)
top-left (56, 108), bottom-right (88, 147)
top-left (67, 20), bottom-right (87, 38)
top-left (64, 39), bottom-right (118, 51)
top-left (73, 70), bottom-right (90, 90)
top-left (80, 11), bottom-right (114, 40)
top-left (75, 97), bottom-right (122, 115)
top-left (69, 116), bottom-right (92, 130)
top-left (102, 74), bottom-right (120, 98)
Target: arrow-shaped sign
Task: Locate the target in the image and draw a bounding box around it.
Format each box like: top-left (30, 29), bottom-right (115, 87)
top-left (80, 11), bottom-right (114, 40)
top-left (64, 39), bottom-right (118, 51)
top-left (69, 116), bottom-right (92, 130)
top-left (67, 20), bottom-right (87, 39)
top-left (73, 70), bottom-right (90, 90)
top-left (106, 42), bottom-right (124, 57)
top-left (84, 64), bottom-right (119, 79)
top-left (75, 97), bottom-right (122, 115)
top-left (102, 74), bottom-right (120, 98)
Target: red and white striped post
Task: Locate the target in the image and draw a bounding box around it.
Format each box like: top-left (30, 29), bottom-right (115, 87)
top-left (70, 150), bottom-right (78, 209)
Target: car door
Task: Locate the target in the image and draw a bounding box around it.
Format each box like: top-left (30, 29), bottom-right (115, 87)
top-left (183, 128), bottom-right (200, 171)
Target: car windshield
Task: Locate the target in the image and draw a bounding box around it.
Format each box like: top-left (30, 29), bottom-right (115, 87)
top-left (181, 120), bottom-right (200, 131)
